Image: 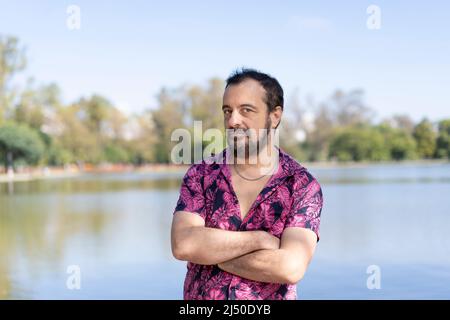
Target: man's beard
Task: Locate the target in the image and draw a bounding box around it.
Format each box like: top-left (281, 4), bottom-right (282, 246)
top-left (227, 118), bottom-right (272, 161)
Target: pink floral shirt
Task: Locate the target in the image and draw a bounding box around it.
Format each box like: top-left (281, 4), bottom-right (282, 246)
top-left (173, 147), bottom-right (323, 300)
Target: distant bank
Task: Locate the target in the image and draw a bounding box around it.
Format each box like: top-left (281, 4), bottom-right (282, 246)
top-left (1, 159), bottom-right (448, 183)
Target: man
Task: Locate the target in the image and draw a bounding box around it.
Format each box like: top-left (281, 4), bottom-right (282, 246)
top-left (171, 68), bottom-right (323, 300)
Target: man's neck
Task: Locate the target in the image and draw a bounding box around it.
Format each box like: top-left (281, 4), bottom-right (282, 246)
top-left (231, 143), bottom-right (279, 176)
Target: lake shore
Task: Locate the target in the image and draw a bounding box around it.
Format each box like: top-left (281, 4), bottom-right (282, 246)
top-left (0, 163), bottom-right (187, 183)
top-left (0, 159), bottom-right (448, 183)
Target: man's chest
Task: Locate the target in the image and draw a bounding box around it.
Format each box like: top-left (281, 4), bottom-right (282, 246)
top-left (232, 176), bottom-right (270, 221)
top-left (203, 174), bottom-right (293, 235)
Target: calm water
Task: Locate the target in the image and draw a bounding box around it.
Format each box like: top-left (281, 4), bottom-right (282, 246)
top-left (1, 163), bottom-right (450, 299)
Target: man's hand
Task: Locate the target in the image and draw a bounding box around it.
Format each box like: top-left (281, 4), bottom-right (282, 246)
top-left (257, 230), bottom-right (281, 250)
top-left (218, 231), bottom-right (280, 268)
top-left (217, 227), bottom-right (317, 284)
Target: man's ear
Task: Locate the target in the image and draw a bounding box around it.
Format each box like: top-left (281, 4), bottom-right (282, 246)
top-left (270, 106), bottom-right (283, 129)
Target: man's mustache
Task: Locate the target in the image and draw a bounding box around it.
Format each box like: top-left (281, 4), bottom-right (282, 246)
top-left (226, 129), bottom-right (249, 138)
top-left (226, 128), bottom-right (272, 138)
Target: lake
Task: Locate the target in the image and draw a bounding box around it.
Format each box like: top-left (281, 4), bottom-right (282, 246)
top-left (1, 162), bottom-right (450, 299)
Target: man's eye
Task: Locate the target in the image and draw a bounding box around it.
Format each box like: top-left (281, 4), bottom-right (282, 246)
top-left (223, 110), bottom-right (231, 115)
top-left (243, 108), bottom-right (252, 113)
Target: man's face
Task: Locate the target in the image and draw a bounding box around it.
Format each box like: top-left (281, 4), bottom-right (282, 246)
top-left (222, 79), bottom-right (280, 157)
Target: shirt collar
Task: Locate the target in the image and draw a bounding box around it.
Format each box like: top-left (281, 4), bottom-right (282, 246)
top-left (214, 146), bottom-right (296, 182)
top-left (211, 146), bottom-right (297, 216)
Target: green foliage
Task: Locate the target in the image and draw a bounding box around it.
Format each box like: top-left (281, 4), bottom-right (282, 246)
top-left (387, 131), bottom-right (417, 160)
top-left (0, 122), bottom-right (45, 169)
top-left (377, 124), bottom-right (417, 160)
top-left (47, 142), bottom-right (73, 166)
top-left (103, 144), bottom-right (129, 163)
top-left (329, 124), bottom-right (419, 162)
top-left (329, 126), bottom-right (389, 161)
top-left (1, 35), bottom-right (449, 167)
top-left (0, 36), bottom-right (27, 124)
top-left (413, 119), bottom-right (436, 158)
top-left (436, 120), bottom-right (450, 159)
top-left (151, 88), bottom-right (187, 163)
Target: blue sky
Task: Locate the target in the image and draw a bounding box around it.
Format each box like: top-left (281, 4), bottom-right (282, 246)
top-left (0, 0), bottom-right (449, 121)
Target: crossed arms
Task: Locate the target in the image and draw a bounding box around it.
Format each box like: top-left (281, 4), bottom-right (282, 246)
top-left (171, 211), bottom-right (317, 285)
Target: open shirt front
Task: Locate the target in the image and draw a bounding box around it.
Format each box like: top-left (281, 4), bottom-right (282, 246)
top-left (173, 147), bottom-right (323, 300)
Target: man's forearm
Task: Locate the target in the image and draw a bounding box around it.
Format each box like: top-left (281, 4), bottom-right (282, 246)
top-left (174, 226), bottom-right (273, 265)
top-left (218, 249), bottom-right (300, 284)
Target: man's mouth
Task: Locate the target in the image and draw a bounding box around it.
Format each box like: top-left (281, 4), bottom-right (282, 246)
top-left (228, 129), bottom-right (248, 139)
top-left (233, 133), bottom-right (247, 138)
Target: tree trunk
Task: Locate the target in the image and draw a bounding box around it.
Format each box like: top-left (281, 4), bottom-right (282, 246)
top-left (6, 150), bottom-right (14, 176)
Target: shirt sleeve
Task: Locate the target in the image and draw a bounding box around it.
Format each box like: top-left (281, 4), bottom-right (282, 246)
top-left (284, 170), bottom-right (323, 242)
top-left (173, 164), bottom-right (207, 220)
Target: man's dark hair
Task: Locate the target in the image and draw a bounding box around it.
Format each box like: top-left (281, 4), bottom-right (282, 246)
top-left (225, 68), bottom-right (284, 113)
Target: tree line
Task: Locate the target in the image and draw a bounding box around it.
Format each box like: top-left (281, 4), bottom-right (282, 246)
top-left (0, 36), bottom-right (449, 172)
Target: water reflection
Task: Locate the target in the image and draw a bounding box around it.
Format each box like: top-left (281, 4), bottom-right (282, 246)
top-left (0, 172), bottom-right (185, 195)
top-left (1, 194), bottom-right (111, 299)
top-left (1, 163), bottom-right (450, 299)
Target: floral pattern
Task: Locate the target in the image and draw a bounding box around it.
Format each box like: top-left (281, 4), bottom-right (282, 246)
top-left (173, 147), bottom-right (323, 300)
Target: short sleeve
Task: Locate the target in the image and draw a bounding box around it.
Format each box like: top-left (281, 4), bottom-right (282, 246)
top-left (173, 164), bottom-right (207, 220)
top-left (285, 170), bottom-right (323, 242)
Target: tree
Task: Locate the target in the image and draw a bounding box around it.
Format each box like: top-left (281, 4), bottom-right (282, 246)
top-left (188, 78), bottom-right (224, 131)
top-left (436, 119), bottom-right (450, 159)
top-left (328, 126), bottom-right (388, 162)
top-left (389, 114), bottom-right (415, 134)
top-left (123, 112), bottom-right (157, 164)
top-left (105, 107), bottom-right (128, 141)
top-left (13, 79), bottom-right (46, 130)
top-left (0, 122), bottom-right (45, 172)
top-left (413, 119), bottom-right (436, 158)
top-left (103, 144), bottom-right (129, 163)
top-left (331, 89), bottom-right (374, 127)
top-left (306, 104), bottom-right (334, 161)
top-left (278, 88), bottom-right (308, 161)
top-left (305, 89), bottom-right (374, 161)
top-left (151, 87), bottom-right (187, 163)
top-left (376, 123), bottom-right (417, 160)
top-left (47, 141), bottom-right (73, 166)
top-left (0, 36), bottom-right (27, 123)
top-left (79, 95), bottom-right (113, 134)
top-left (56, 103), bottom-right (99, 163)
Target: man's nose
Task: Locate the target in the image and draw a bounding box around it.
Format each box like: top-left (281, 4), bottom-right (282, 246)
top-left (227, 110), bottom-right (243, 129)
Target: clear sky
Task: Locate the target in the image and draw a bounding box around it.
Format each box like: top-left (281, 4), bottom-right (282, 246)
top-left (1, 0), bottom-right (449, 121)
